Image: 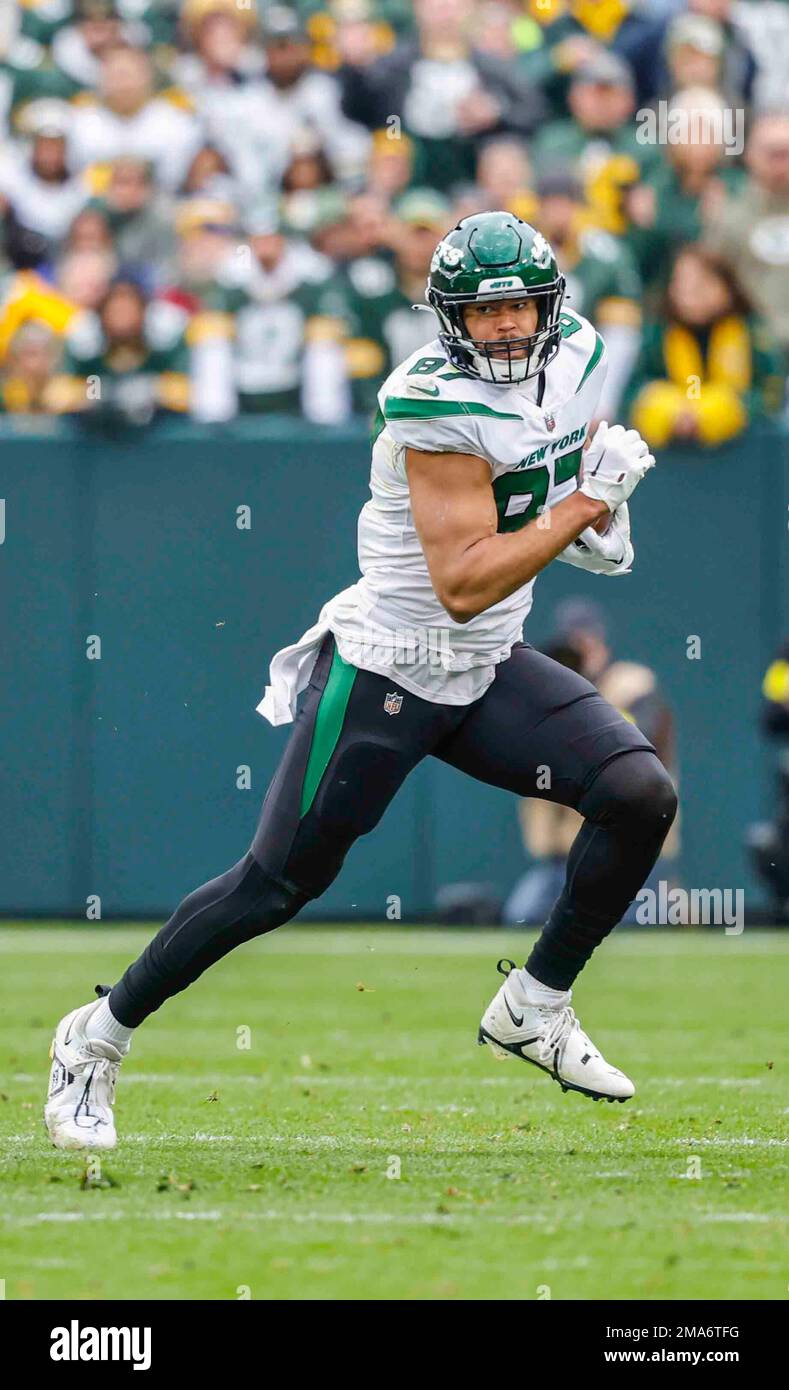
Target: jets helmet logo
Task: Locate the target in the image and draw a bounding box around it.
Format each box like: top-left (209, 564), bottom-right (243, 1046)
top-left (531, 233), bottom-right (552, 269)
top-left (431, 241), bottom-right (464, 276)
top-left (384, 692), bottom-right (403, 715)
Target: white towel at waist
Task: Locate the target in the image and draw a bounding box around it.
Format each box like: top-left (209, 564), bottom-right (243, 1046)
top-left (255, 587), bottom-right (358, 727)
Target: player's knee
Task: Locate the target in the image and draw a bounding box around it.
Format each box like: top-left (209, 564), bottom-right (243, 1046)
top-left (221, 852), bottom-right (307, 936)
top-left (242, 879), bottom-right (305, 935)
top-left (587, 752), bottom-right (677, 841)
top-left (643, 766), bottom-right (678, 838)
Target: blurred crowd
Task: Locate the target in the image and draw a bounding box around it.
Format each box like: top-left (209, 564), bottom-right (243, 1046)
top-left (1, 0), bottom-right (788, 440)
top-left (503, 596), bottom-right (679, 926)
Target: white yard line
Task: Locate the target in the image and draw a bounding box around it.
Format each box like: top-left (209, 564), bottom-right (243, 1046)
top-left (0, 1131), bottom-right (572, 1151)
top-left (7, 1071), bottom-right (516, 1088)
top-left (5, 1208), bottom-right (554, 1227)
top-left (675, 1137), bottom-right (789, 1147)
top-left (699, 1212), bottom-right (780, 1223)
top-left (3, 1207), bottom-right (784, 1232)
top-left (592, 1171), bottom-right (638, 1179)
top-left (7, 1071), bottom-right (769, 1088)
top-left (25, 1210), bottom-right (224, 1223)
top-left (1, 929), bottom-right (787, 958)
top-left (2, 1132), bottom-right (238, 1145)
top-left (650, 1077), bottom-right (764, 1088)
top-left (5, 1130), bottom-right (784, 1152)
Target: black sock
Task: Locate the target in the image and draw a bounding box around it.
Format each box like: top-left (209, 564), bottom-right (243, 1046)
top-left (526, 751), bottom-right (677, 990)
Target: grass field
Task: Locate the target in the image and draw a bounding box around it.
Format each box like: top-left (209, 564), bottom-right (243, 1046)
top-left (0, 924), bottom-right (787, 1301)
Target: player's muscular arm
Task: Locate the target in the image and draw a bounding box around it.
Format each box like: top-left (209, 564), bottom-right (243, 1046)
top-left (406, 447), bottom-right (608, 624)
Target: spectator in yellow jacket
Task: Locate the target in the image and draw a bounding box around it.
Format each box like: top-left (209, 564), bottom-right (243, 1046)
top-left (0, 321), bottom-right (63, 413)
top-left (626, 244), bottom-right (785, 448)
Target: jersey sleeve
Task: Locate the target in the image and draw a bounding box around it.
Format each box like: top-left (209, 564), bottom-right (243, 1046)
top-left (570, 317), bottom-right (609, 420)
top-left (380, 372), bottom-right (521, 460)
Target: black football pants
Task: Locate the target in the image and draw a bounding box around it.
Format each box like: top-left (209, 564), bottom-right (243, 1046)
top-left (109, 635), bottom-right (677, 1025)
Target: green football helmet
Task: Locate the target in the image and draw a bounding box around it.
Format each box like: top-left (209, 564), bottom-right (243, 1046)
top-left (426, 211), bottom-right (565, 385)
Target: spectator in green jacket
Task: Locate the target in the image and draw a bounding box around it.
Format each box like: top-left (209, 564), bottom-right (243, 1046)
top-left (703, 112), bottom-right (789, 354)
top-left (337, 186), bottom-right (451, 415)
top-left (535, 168), bottom-right (642, 422)
top-left (54, 275), bottom-right (192, 421)
top-left (530, 50), bottom-right (662, 237)
top-left (625, 243), bottom-right (785, 448)
top-left (339, 0), bottom-right (544, 194)
top-left (625, 85), bottom-right (744, 299)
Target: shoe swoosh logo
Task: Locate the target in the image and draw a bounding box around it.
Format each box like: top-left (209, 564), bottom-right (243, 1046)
top-left (503, 992), bottom-right (524, 1027)
top-left (411, 384), bottom-right (439, 396)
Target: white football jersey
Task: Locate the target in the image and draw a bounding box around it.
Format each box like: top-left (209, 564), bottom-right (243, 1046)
top-left (320, 308), bottom-right (608, 705)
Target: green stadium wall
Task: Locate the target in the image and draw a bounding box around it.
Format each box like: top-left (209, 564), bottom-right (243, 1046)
top-left (2, 418), bottom-right (788, 920)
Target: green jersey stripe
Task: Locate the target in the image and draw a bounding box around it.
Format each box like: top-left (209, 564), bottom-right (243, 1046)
top-left (383, 397), bottom-right (522, 422)
top-left (576, 333), bottom-right (605, 393)
top-left (370, 403), bottom-right (386, 447)
top-left (300, 647), bottom-right (357, 818)
top-left (554, 446), bottom-right (583, 486)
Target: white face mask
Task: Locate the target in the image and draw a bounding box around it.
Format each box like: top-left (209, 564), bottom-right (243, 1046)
top-left (469, 347), bottom-right (534, 384)
top-left (430, 287), bottom-right (563, 385)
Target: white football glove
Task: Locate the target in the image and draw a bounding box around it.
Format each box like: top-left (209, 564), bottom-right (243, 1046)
top-left (579, 421), bottom-right (655, 512)
top-left (557, 502), bottom-right (633, 577)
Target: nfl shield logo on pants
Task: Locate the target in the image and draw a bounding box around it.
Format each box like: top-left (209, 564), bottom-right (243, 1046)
top-left (384, 691), bottom-right (403, 716)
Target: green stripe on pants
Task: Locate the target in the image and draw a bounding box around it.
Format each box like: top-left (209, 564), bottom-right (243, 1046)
top-left (299, 645), bottom-right (358, 818)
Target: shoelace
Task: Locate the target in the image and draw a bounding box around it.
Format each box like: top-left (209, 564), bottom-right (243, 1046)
top-left (536, 1006), bottom-right (580, 1065)
top-left (73, 1054), bottom-right (119, 1119)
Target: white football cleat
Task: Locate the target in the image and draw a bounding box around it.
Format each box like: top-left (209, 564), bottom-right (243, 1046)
top-left (45, 994), bottom-right (127, 1150)
top-left (478, 960), bottom-right (635, 1103)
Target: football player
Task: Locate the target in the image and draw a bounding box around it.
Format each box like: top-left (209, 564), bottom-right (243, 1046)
top-left (45, 211), bottom-right (675, 1149)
